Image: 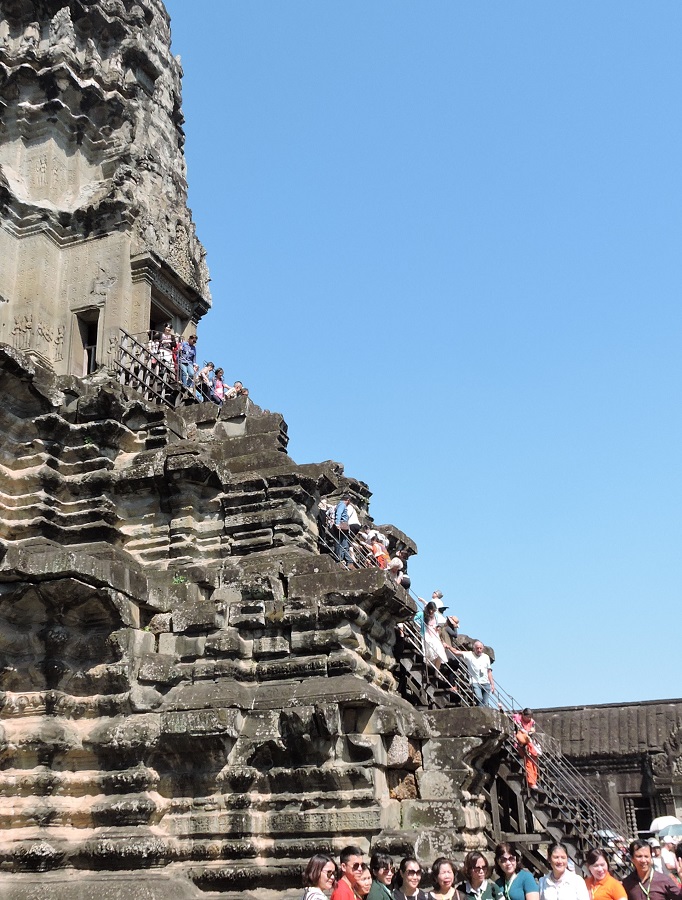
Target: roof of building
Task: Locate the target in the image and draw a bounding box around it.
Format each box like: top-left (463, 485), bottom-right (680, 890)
top-left (534, 698), bottom-right (682, 758)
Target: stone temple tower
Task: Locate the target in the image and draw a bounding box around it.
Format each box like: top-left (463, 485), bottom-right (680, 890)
top-left (0, 0), bottom-right (211, 378)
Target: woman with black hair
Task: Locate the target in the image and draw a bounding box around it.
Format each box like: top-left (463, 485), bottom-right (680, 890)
top-left (430, 857), bottom-right (457, 900)
top-left (368, 852), bottom-right (394, 900)
top-left (393, 857), bottom-right (430, 900)
top-left (494, 842), bottom-right (538, 900)
top-left (539, 844), bottom-right (588, 900)
top-left (457, 852), bottom-right (502, 900)
top-left (584, 849), bottom-right (626, 900)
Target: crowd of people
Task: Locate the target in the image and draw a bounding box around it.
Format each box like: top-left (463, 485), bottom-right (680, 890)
top-left (320, 494), bottom-right (555, 795)
top-left (301, 839), bottom-right (682, 900)
top-left (321, 495), bottom-right (503, 714)
top-left (145, 325), bottom-right (248, 405)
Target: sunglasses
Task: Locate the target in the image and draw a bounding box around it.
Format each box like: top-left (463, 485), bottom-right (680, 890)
top-left (406, 869), bottom-right (422, 876)
top-left (473, 866), bottom-right (487, 871)
top-left (350, 863), bottom-right (365, 871)
top-left (499, 856), bottom-right (516, 862)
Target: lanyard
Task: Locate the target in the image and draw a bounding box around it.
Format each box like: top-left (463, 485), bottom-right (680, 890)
top-left (639, 872), bottom-right (654, 900)
top-left (504, 874), bottom-right (518, 900)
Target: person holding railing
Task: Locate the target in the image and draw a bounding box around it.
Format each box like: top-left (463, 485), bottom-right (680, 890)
top-left (448, 640), bottom-right (496, 707)
top-left (158, 324), bottom-right (177, 369)
top-left (178, 334), bottom-right (198, 388)
top-left (224, 380), bottom-right (249, 399)
top-left (196, 361), bottom-right (215, 401)
top-left (414, 601), bottom-right (448, 671)
top-left (368, 536), bottom-right (390, 569)
top-left (512, 708), bottom-right (540, 789)
top-left (333, 495), bottom-right (355, 568)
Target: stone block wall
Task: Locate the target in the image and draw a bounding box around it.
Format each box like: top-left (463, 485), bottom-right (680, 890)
top-left (0, 347), bottom-right (506, 898)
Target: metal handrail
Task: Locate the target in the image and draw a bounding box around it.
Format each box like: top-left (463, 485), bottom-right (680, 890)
top-left (398, 619), bottom-right (630, 845)
top-left (323, 517), bottom-right (632, 842)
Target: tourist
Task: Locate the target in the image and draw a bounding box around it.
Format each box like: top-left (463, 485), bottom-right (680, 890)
top-left (584, 849), bottom-right (626, 900)
top-left (366, 528), bottom-right (389, 547)
top-left (622, 840), bottom-right (682, 900)
top-left (211, 367), bottom-right (225, 406)
top-left (650, 841), bottom-right (664, 874)
top-left (346, 498), bottom-right (361, 538)
top-left (158, 324), bottom-right (176, 368)
top-left (333, 494), bottom-right (355, 568)
top-left (449, 640), bottom-right (496, 707)
top-left (430, 857), bottom-right (457, 900)
top-left (494, 843), bottom-right (539, 900)
top-left (393, 857), bottom-right (429, 900)
top-left (395, 548), bottom-right (410, 573)
top-left (512, 708), bottom-right (540, 789)
top-left (147, 331), bottom-right (159, 358)
top-left (675, 844), bottom-right (682, 885)
top-left (178, 334), bottom-right (197, 388)
top-left (355, 865), bottom-right (373, 898)
top-left (661, 839), bottom-right (678, 879)
top-left (368, 852), bottom-right (394, 899)
top-left (539, 843), bottom-right (589, 900)
top-left (302, 854), bottom-right (337, 899)
top-left (431, 591), bottom-right (447, 626)
top-left (332, 846), bottom-right (366, 900)
top-left (457, 852), bottom-right (502, 900)
top-left (415, 601), bottom-right (448, 670)
top-left (416, 593), bottom-right (457, 648)
top-left (196, 361), bottom-right (215, 401)
top-left (225, 379), bottom-right (249, 399)
top-left (370, 537), bottom-right (391, 569)
top-left (388, 556), bottom-right (411, 590)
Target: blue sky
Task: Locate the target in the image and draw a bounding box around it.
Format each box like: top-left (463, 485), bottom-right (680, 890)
top-left (164, 1), bottom-right (681, 709)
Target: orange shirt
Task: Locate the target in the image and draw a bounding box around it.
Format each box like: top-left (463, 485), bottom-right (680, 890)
top-left (587, 874), bottom-right (627, 900)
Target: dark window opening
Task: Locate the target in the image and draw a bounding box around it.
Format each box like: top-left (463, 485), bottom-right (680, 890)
top-left (76, 312), bottom-right (99, 375)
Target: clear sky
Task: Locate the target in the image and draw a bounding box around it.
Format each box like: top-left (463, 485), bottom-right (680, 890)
top-left (164, 1), bottom-right (681, 709)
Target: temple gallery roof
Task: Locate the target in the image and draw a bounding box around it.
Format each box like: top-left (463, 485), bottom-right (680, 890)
top-left (535, 698), bottom-right (682, 758)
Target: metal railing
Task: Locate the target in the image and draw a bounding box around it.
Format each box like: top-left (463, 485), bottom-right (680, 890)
top-left (113, 328), bottom-right (192, 409)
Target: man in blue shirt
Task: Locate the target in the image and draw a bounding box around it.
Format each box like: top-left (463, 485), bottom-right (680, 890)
top-left (178, 334), bottom-right (197, 389)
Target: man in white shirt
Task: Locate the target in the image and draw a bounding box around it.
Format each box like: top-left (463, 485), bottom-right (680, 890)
top-left (450, 640), bottom-right (495, 707)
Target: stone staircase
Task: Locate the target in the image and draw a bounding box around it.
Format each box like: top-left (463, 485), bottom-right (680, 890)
top-left (396, 621), bottom-right (631, 874)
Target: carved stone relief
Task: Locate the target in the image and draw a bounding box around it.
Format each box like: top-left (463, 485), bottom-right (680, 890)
top-left (0, 0), bottom-right (211, 378)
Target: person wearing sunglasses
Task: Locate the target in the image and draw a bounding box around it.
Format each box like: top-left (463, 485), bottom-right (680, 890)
top-left (394, 857), bottom-right (429, 900)
top-left (332, 846), bottom-right (367, 900)
top-left (494, 844), bottom-right (539, 900)
top-left (302, 854), bottom-right (337, 899)
top-left (457, 852), bottom-right (502, 900)
top-left (368, 852), bottom-right (395, 900)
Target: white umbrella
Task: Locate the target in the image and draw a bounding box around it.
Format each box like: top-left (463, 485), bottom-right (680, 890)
top-left (650, 815), bottom-right (682, 832)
